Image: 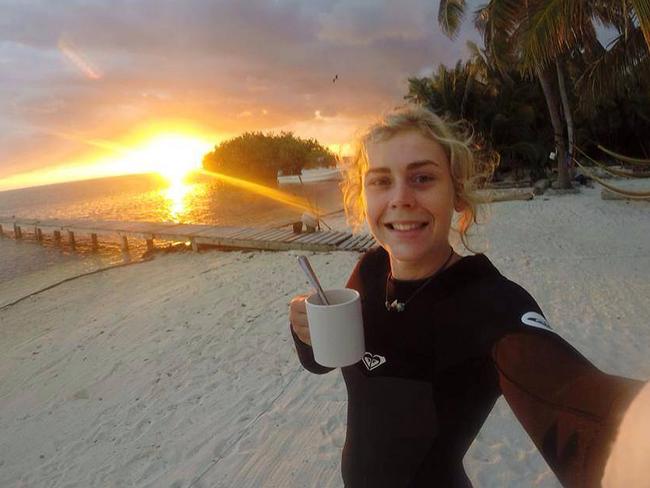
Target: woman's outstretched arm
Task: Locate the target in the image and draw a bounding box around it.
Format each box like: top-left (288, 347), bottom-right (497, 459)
top-left (492, 329), bottom-right (644, 487)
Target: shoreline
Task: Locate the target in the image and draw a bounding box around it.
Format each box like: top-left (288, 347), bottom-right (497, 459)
top-left (0, 186), bottom-right (648, 487)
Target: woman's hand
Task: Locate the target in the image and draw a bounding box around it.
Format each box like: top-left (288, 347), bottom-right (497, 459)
top-left (289, 293), bottom-right (311, 346)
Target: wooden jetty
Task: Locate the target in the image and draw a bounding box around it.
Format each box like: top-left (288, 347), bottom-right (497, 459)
top-left (0, 216), bottom-right (376, 253)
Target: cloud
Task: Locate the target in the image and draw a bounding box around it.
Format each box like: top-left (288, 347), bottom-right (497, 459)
top-left (0, 0), bottom-right (479, 181)
top-left (317, 0), bottom-right (437, 45)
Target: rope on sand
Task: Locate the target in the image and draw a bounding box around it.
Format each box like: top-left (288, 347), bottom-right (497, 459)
top-left (0, 257), bottom-right (153, 312)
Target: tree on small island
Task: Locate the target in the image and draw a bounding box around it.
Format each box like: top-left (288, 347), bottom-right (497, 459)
top-left (202, 131), bottom-right (336, 182)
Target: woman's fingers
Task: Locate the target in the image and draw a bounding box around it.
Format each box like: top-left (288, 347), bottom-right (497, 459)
top-left (290, 294), bottom-right (311, 345)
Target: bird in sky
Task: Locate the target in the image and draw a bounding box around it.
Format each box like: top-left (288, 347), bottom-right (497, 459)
top-left (332, 74), bottom-right (338, 83)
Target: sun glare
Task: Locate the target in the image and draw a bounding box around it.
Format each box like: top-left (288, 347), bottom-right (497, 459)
top-left (132, 135), bottom-right (213, 183)
top-left (0, 122), bottom-right (219, 192)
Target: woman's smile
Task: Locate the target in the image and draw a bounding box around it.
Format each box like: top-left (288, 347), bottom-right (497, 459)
top-left (383, 220), bottom-right (430, 239)
top-left (384, 221), bottom-right (429, 231)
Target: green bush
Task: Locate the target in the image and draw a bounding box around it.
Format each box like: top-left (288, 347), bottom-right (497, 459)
top-left (202, 131), bottom-right (336, 182)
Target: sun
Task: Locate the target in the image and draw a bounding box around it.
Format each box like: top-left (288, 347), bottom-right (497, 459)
top-left (133, 134), bottom-right (213, 182)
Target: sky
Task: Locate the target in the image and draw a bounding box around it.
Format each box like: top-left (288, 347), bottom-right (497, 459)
top-left (0, 0), bottom-right (479, 191)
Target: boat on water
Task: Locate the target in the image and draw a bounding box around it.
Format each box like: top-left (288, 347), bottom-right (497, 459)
top-left (277, 167), bottom-right (342, 184)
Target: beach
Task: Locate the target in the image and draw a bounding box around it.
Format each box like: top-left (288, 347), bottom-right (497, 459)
top-left (1, 186), bottom-right (649, 488)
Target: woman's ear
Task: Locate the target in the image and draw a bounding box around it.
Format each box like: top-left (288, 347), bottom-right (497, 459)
top-left (454, 195), bottom-right (466, 212)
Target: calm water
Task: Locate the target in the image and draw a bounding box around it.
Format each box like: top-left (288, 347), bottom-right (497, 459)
top-left (0, 172), bottom-right (344, 282)
top-left (0, 172), bottom-right (343, 225)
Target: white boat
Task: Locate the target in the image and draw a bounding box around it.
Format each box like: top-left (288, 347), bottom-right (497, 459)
top-left (277, 167), bottom-right (342, 184)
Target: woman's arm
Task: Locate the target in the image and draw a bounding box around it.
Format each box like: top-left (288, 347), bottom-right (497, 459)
top-left (492, 329), bottom-right (644, 487)
top-left (289, 322), bottom-right (335, 375)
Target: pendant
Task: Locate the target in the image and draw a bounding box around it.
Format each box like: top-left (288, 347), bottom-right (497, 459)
top-left (385, 299), bottom-right (405, 312)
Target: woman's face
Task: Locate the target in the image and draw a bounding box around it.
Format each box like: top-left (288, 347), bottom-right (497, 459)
top-left (363, 130), bottom-right (459, 278)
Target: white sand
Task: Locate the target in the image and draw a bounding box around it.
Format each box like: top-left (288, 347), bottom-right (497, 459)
top-left (0, 185), bottom-right (648, 488)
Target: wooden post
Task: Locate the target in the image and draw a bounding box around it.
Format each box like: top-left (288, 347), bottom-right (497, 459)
top-left (53, 230), bottom-right (61, 244)
top-left (68, 231), bottom-right (76, 248)
top-left (120, 235), bottom-right (129, 251)
top-left (146, 238), bottom-right (155, 252)
top-left (36, 228), bottom-right (43, 242)
top-left (190, 238), bottom-right (199, 252)
top-left (91, 233), bottom-right (99, 251)
top-left (14, 224), bottom-right (22, 239)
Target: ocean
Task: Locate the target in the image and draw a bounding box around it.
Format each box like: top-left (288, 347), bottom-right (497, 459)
top-left (0, 172), bottom-right (344, 283)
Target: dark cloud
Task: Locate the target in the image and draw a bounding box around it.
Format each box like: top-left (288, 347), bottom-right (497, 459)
top-left (0, 0), bottom-right (479, 182)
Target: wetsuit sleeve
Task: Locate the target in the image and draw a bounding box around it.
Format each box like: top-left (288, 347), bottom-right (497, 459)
top-left (492, 328), bottom-right (644, 488)
top-left (289, 323), bottom-right (335, 375)
top-left (289, 253), bottom-right (364, 375)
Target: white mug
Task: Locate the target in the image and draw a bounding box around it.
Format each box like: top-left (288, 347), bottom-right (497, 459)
top-left (305, 288), bottom-right (365, 367)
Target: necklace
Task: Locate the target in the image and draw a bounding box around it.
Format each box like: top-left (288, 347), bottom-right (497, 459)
top-left (384, 248), bottom-right (455, 312)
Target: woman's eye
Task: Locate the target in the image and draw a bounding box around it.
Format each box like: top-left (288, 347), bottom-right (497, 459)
top-left (411, 174), bottom-right (435, 184)
top-left (367, 177), bottom-right (391, 186)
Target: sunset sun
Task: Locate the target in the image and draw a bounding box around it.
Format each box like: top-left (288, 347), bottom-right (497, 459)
top-left (134, 135), bottom-right (213, 182)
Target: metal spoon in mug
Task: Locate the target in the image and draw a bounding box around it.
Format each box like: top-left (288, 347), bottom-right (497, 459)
top-left (297, 256), bottom-right (330, 305)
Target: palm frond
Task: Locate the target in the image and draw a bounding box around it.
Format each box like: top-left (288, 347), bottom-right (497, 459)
top-left (465, 41), bottom-right (490, 80)
top-left (629, 0), bottom-right (650, 49)
top-left (577, 17), bottom-right (604, 58)
top-left (481, 0), bottom-right (525, 39)
top-left (590, 2), bottom-right (625, 32)
top-left (519, 0), bottom-right (594, 72)
top-left (474, 1), bottom-right (523, 77)
top-left (494, 0), bottom-right (527, 30)
top-left (405, 77), bottom-right (435, 105)
top-left (438, 0), bottom-right (467, 39)
top-left (577, 27), bottom-right (650, 102)
top-left (473, 3), bottom-right (490, 34)
top-left (465, 40), bottom-right (484, 61)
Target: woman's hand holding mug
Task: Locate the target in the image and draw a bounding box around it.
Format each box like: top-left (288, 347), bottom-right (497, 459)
top-left (290, 293), bottom-right (312, 346)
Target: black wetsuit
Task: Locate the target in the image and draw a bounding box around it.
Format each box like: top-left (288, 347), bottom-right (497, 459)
top-left (290, 248), bottom-right (643, 487)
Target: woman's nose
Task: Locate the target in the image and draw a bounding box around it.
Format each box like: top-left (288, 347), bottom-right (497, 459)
top-left (389, 180), bottom-right (416, 208)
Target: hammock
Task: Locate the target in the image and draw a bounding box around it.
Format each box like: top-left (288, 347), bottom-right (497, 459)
top-left (572, 157), bottom-right (650, 200)
top-left (574, 146), bottom-right (650, 179)
top-left (597, 145), bottom-right (650, 167)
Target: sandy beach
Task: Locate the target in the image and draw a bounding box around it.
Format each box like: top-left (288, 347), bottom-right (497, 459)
top-left (1, 185), bottom-right (648, 488)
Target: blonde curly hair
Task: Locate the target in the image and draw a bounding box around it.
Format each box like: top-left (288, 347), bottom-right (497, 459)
top-left (339, 105), bottom-right (494, 252)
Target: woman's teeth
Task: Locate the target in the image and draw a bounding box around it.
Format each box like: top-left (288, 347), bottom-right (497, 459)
top-left (388, 223), bottom-right (427, 231)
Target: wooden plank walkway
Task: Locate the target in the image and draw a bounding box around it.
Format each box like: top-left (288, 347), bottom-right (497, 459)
top-left (0, 216), bottom-right (376, 253)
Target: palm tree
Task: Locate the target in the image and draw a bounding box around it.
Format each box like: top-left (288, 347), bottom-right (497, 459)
top-left (406, 61), bottom-right (474, 117)
top-left (406, 51), bottom-right (552, 179)
top-left (438, 0), bottom-right (572, 187)
top-left (519, 0), bottom-right (650, 94)
top-left (438, 0), bottom-right (650, 189)
top-left (519, 1), bottom-right (650, 165)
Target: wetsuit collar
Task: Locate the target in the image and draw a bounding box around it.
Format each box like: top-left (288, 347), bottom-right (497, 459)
top-left (381, 248), bottom-right (501, 299)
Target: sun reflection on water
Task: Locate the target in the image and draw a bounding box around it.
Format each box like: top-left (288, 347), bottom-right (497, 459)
top-left (161, 179), bottom-right (194, 222)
